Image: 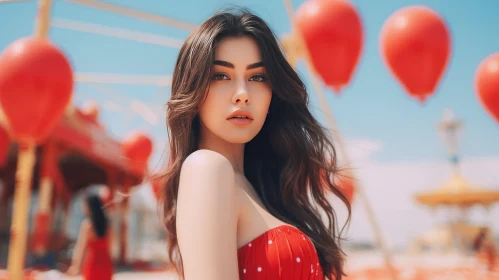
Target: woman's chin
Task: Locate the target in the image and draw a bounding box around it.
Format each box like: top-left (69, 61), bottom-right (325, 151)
top-left (222, 133), bottom-right (258, 144)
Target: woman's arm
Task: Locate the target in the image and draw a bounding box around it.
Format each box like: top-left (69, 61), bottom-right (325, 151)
top-left (176, 150), bottom-right (239, 280)
top-left (67, 218), bottom-right (90, 274)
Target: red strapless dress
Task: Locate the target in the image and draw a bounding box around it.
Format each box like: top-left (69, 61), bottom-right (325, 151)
top-left (81, 237), bottom-right (114, 280)
top-left (238, 225), bottom-right (324, 279)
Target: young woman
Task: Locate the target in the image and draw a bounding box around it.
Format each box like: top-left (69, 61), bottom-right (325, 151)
top-left (162, 8), bottom-right (351, 280)
top-left (67, 193), bottom-right (113, 280)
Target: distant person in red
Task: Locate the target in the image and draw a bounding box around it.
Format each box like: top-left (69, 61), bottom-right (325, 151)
top-left (473, 227), bottom-right (497, 272)
top-left (67, 193), bottom-right (113, 279)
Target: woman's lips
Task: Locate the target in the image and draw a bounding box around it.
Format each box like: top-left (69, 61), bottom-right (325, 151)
top-left (227, 109), bottom-right (254, 125)
top-left (228, 117), bottom-right (253, 125)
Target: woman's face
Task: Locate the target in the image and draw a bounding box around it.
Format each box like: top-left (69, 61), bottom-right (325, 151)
top-left (198, 36), bottom-right (272, 144)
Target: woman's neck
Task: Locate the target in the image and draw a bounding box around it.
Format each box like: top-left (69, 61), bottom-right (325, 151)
top-left (198, 125), bottom-right (245, 174)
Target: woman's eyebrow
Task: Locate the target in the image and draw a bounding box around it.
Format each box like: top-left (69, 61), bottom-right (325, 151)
top-left (247, 62), bottom-right (264, 70)
top-left (213, 60), bottom-right (264, 70)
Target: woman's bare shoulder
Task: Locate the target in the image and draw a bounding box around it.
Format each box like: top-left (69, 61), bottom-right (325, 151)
top-left (179, 149), bottom-right (235, 190)
top-left (182, 149), bottom-right (234, 172)
top-left (176, 149), bottom-right (240, 279)
top-left (177, 149), bottom-right (236, 208)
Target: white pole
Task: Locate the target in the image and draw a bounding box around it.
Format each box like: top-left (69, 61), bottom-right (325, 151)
top-left (64, 0), bottom-right (197, 31)
top-left (51, 18), bottom-right (184, 48)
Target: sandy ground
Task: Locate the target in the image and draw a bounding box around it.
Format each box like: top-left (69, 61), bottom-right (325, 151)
top-left (3, 251), bottom-right (495, 279)
top-left (72, 272), bottom-right (178, 280)
top-left (31, 270), bottom-right (179, 280)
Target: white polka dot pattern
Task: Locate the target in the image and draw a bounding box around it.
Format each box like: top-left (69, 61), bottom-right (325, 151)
top-left (237, 225), bottom-right (323, 279)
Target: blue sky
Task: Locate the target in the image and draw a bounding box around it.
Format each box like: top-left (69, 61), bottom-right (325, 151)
top-left (1, 0), bottom-right (499, 165)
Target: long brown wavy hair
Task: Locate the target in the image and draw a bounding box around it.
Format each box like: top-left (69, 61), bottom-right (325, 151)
top-left (161, 8), bottom-right (351, 279)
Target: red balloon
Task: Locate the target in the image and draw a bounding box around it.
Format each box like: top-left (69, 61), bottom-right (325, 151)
top-left (123, 132), bottom-right (153, 174)
top-left (295, 0), bottom-right (363, 92)
top-left (0, 37), bottom-right (73, 143)
top-left (380, 6), bottom-right (451, 103)
top-left (334, 173), bottom-right (355, 204)
top-left (150, 176), bottom-right (163, 201)
top-left (0, 125), bottom-right (10, 167)
top-left (475, 53), bottom-right (499, 124)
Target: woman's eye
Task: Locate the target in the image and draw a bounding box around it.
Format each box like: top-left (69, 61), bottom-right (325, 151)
top-left (250, 74), bottom-right (268, 82)
top-left (212, 73), bottom-right (229, 80)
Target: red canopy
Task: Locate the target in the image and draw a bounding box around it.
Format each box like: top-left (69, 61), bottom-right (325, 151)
top-left (0, 105), bottom-right (146, 198)
top-left (52, 107), bottom-right (142, 177)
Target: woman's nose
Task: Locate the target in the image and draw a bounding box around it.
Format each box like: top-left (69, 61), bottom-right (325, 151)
top-left (232, 80), bottom-right (250, 104)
